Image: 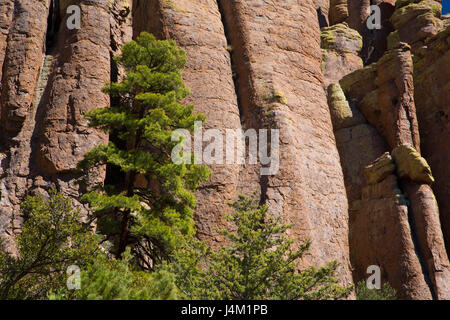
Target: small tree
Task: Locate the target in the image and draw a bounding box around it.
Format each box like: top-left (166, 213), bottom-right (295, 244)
top-left (0, 191), bottom-right (98, 300)
top-left (79, 32), bottom-right (210, 268)
top-left (356, 280), bottom-right (397, 300)
top-left (171, 195), bottom-right (353, 300)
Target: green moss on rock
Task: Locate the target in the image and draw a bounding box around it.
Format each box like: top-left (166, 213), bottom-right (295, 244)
top-left (327, 83), bottom-right (366, 130)
top-left (387, 31), bottom-right (401, 50)
top-left (339, 63), bottom-right (376, 95)
top-left (392, 145), bottom-right (435, 184)
top-left (391, 0), bottom-right (442, 30)
top-left (321, 23), bottom-right (363, 54)
top-left (364, 153), bottom-right (396, 185)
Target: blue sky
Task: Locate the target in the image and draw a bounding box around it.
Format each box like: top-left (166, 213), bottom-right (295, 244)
top-left (443, 0), bottom-right (450, 15)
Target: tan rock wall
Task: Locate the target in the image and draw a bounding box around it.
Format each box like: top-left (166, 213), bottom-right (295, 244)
top-left (413, 26), bottom-right (450, 256)
top-left (351, 175), bottom-right (433, 299)
top-left (1, 0), bottom-right (449, 300)
top-left (0, 0), bottom-right (14, 89)
top-left (326, 82), bottom-right (433, 299)
top-left (36, 0), bottom-right (111, 176)
top-left (218, 0), bottom-right (353, 286)
top-left (321, 23), bottom-right (364, 86)
top-left (0, 0), bottom-right (50, 252)
top-left (134, 0), bottom-right (355, 287)
top-left (0, 0), bottom-right (49, 137)
top-left (339, 44), bottom-right (450, 299)
top-left (0, 0), bottom-right (128, 252)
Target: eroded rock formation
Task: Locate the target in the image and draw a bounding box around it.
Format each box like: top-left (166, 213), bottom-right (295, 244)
top-left (326, 0), bottom-right (450, 299)
top-left (0, 0), bottom-right (449, 299)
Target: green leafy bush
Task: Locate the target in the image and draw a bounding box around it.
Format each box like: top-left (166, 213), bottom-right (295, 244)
top-left (0, 191), bottom-right (98, 299)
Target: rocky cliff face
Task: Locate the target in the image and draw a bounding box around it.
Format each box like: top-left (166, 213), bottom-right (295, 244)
top-left (0, 0), bottom-right (449, 299)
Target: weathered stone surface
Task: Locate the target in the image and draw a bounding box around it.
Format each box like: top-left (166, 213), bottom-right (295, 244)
top-left (1, 0), bottom-right (450, 300)
top-left (217, 0), bottom-right (354, 288)
top-left (413, 25), bottom-right (450, 252)
top-left (322, 50), bottom-right (364, 87)
top-left (334, 123), bottom-right (390, 202)
top-left (326, 83), bottom-right (431, 299)
top-left (329, 0), bottom-right (349, 25)
top-left (364, 152), bottom-right (396, 185)
top-left (0, 0), bottom-right (14, 88)
top-left (59, 0), bottom-right (81, 16)
top-left (0, 0), bottom-right (50, 252)
top-left (327, 83), bottom-right (366, 130)
top-left (321, 23), bottom-right (363, 53)
top-left (350, 175), bottom-right (433, 300)
top-left (0, 0), bottom-right (49, 136)
top-left (402, 182), bottom-right (450, 300)
top-left (346, 0), bottom-right (371, 35)
top-left (443, 13), bottom-right (450, 27)
top-left (344, 0), bottom-right (396, 63)
top-left (110, 0), bottom-right (133, 82)
top-left (340, 27), bottom-right (450, 298)
top-left (367, 0), bottom-right (397, 64)
top-left (36, 0), bottom-right (110, 176)
top-left (392, 144), bottom-right (435, 184)
top-left (0, 0), bottom-right (129, 253)
top-left (341, 44), bottom-right (421, 152)
top-left (390, 0), bottom-right (443, 51)
top-left (330, 44), bottom-right (450, 298)
top-left (321, 23), bottom-right (363, 86)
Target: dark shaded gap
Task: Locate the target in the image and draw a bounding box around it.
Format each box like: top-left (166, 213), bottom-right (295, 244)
top-left (216, 0), bottom-right (243, 121)
top-left (46, 0), bottom-right (61, 54)
top-left (105, 2), bottom-right (128, 190)
top-left (0, 53), bottom-right (8, 148)
top-left (362, 2), bottom-right (395, 65)
top-left (317, 7), bottom-right (328, 28)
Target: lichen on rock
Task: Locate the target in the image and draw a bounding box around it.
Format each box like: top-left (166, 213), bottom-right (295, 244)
top-left (321, 23), bottom-right (363, 86)
top-left (392, 145), bottom-right (435, 184)
top-left (390, 0), bottom-right (443, 49)
top-left (327, 83), bottom-right (365, 130)
top-left (364, 152), bottom-right (396, 185)
top-left (321, 22), bottom-right (363, 54)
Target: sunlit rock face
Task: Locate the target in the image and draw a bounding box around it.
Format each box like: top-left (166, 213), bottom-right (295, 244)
top-left (0, 0), bottom-right (449, 300)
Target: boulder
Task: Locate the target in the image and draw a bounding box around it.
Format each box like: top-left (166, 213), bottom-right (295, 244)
top-left (392, 145), bottom-right (434, 184)
top-left (321, 23), bottom-right (363, 53)
top-left (390, 0), bottom-right (443, 50)
top-left (364, 152), bottom-right (396, 185)
top-left (321, 23), bottom-right (363, 86)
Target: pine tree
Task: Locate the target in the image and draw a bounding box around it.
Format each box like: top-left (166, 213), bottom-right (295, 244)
top-left (172, 195), bottom-right (353, 300)
top-left (79, 32), bottom-right (210, 268)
